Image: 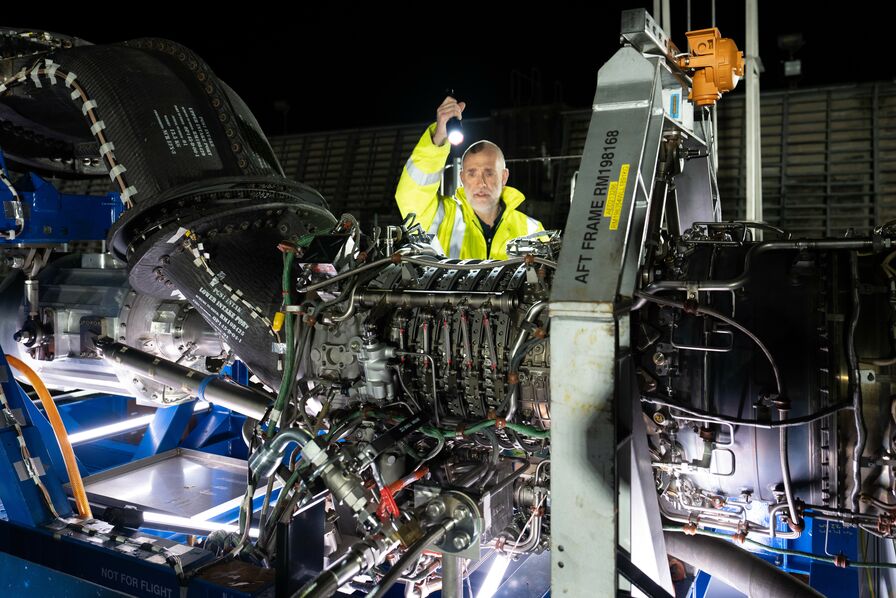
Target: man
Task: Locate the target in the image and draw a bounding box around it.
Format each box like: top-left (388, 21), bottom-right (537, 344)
top-left (395, 96), bottom-right (543, 260)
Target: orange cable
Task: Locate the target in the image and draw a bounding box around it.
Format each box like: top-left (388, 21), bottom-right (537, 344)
top-left (6, 355), bottom-right (93, 519)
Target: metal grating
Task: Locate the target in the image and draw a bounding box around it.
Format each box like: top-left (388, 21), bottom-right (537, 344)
top-left (716, 82), bottom-right (896, 236)
top-left (267, 125), bottom-right (423, 227)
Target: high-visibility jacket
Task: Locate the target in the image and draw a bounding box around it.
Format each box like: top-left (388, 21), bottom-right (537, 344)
top-left (396, 124), bottom-right (543, 260)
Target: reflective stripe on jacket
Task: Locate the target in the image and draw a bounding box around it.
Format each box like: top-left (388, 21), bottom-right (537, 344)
top-left (396, 123), bottom-right (543, 260)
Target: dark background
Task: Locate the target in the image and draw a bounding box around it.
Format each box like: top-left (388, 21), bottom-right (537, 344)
top-left (3, 3), bottom-right (891, 135)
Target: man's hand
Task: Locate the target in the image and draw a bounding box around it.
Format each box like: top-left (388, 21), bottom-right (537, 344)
top-left (431, 96), bottom-right (466, 146)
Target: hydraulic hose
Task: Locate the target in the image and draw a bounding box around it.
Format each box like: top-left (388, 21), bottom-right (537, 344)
top-left (7, 355), bottom-right (92, 519)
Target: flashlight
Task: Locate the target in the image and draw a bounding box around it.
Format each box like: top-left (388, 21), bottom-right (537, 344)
top-left (447, 117), bottom-right (464, 146)
top-left (446, 89), bottom-right (464, 146)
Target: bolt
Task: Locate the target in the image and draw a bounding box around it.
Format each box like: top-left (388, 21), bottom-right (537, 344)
top-left (653, 352), bottom-right (667, 367)
top-left (453, 505), bottom-right (470, 521)
top-left (868, 372), bottom-right (875, 382)
top-left (653, 412), bottom-right (666, 425)
top-left (425, 500), bottom-right (446, 520)
top-left (451, 532), bottom-right (471, 551)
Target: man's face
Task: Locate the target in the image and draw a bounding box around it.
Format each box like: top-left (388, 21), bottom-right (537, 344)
top-left (461, 148), bottom-right (509, 213)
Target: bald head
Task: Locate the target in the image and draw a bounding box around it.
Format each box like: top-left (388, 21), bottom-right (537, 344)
top-left (462, 140), bottom-right (506, 171)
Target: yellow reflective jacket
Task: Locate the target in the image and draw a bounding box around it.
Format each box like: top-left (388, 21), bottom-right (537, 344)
top-left (396, 124), bottom-right (543, 260)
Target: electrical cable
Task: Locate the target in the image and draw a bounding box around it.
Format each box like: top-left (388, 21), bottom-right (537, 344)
top-left (7, 355), bottom-right (92, 519)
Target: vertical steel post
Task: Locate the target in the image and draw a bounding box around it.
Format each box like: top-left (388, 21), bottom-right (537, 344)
top-left (745, 0), bottom-right (763, 234)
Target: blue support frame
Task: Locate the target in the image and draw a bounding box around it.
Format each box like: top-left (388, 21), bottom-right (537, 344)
top-left (0, 151), bottom-right (123, 245)
top-left (0, 338), bottom-right (268, 594)
top-left (0, 344), bottom-right (72, 525)
top-left (133, 402), bottom-right (196, 460)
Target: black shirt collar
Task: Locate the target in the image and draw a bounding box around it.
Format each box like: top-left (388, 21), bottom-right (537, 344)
top-left (477, 200), bottom-right (505, 236)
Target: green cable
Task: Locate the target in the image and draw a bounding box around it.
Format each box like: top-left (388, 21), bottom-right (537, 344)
top-left (268, 251), bottom-right (296, 438)
top-left (664, 526), bottom-right (896, 569)
top-left (506, 422), bottom-right (550, 440)
top-left (334, 410), bottom-right (548, 443)
top-left (281, 468), bottom-right (302, 495)
top-left (420, 425), bottom-right (445, 441)
top-left (464, 420), bottom-right (497, 435)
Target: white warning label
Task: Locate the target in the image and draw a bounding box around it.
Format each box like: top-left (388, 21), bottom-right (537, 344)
top-left (153, 105), bottom-right (216, 158)
top-left (193, 284), bottom-right (250, 343)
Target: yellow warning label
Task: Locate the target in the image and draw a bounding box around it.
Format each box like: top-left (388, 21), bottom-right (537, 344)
top-left (609, 164), bottom-right (630, 230)
top-left (603, 181), bottom-right (619, 218)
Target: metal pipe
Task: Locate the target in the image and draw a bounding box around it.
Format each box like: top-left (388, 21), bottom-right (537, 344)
top-left (395, 350), bottom-right (439, 426)
top-left (663, 531), bottom-right (825, 597)
top-left (454, 463), bottom-right (490, 488)
top-left (657, 499), bottom-right (799, 540)
top-left (681, 504), bottom-right (746, 525)
top-left (96, 338), bottom-right (271, 420)
top-left (330, 283), bottom-right (359, 322)
top-left (641, 396), bottom-right (854, 429)
top-left (745, 0), bottom-right (762, 235)
top-left (496, 503), bottom-right (545, 555)
top-left (642, 239), bottom-right (876, 296)
top-left (295, 538), bottom-right (395, 598)
top-left (860, 494), bottom-right (896, 512)
top-left (366, 524), bottom-right (454, 598)
top-left (801, 511), bottom-right (879, 528)
top-left (301, 254), bottom-right (556, 296)
top-left (440, 554), bottom-right (463, 598)
top-left (505, 301), bottom-right (547, 421)
top-left (249, 428), bottom-right (313, 478)
top-left (299, 257), bottom-right (396, 294)
top-left (848, 251), bottom-right (866, 512)
top-left (485, 458), bottom-right (531, 496)
top-left (500, 513), bottom-right (543, 554)
top-left (768, 502), bottom-right (794, 539)
top-left (402, 256), bottom-right (557, 271)
top-left (779, 423), bottom-right (801, 530)
top-left (401, 558), bottom-right (441, 583)
top-left (633, 293), bottom-right (782, 394)
top-left (358, 290), bottom-right (517, 312)
top-left (666, 413), bottom-right (734, 446)
top-left (504, 301), bottom-right (548, 421)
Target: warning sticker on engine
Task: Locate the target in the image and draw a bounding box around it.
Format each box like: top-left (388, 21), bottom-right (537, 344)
top-left (153, 105), bottom-right (217, 159)
top-left (604, 164), bottom-right (630, 231)
top-left (193, 283), bottom-right (250, 343)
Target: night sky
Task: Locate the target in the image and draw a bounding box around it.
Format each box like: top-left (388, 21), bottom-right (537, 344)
top-left (3, 3), bottom-right (891, 136)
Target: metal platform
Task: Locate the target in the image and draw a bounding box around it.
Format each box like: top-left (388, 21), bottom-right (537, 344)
top-left (78, 448), bottom-right (253, 519)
